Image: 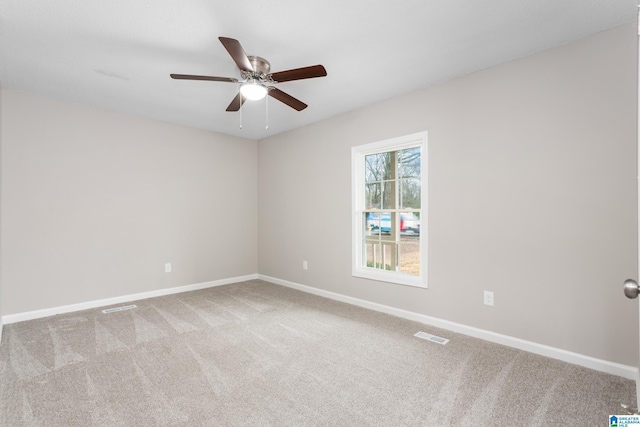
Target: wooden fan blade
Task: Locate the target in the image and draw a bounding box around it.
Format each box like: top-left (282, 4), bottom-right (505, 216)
top-left (218, 37), bottom-right (253, 73)
top-left (170, 74), bottom-right (238, 83)
top-left (226, 93), bottom-right (247, 112)
top-left (268, 88), bottom-right (307, 111)
top-left (269, 65), bottom-right (327, 83)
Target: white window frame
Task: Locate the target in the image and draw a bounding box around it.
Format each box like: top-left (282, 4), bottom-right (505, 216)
top-left (351, 131), bottom-right (428, 288)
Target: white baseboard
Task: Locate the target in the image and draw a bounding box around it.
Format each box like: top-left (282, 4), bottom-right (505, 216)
top-left (1, 274), bottom-right (258, 325)
top-left (258, 274), bottom-right (638, 381)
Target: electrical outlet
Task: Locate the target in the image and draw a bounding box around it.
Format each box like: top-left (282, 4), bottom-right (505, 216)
top-left (484, 291), bottom-right (494, 306)
top-left (303, 260), bottom-right (308, 270)
top-left (165, 263), bottom-right (172, 273)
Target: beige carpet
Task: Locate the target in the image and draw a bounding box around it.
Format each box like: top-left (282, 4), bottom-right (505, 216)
top-left (0, 279), bottom-right (635, 426)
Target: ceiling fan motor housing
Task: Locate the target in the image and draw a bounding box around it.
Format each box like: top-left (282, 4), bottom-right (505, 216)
top-left (244, 56), bottom-right (271, 81)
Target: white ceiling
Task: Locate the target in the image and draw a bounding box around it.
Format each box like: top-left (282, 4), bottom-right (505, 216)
top-left (0, 0), bottom-right (636, 140)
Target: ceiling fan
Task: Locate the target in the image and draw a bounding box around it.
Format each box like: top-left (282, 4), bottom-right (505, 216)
top-left (170, 37), bottom-right (327, 112)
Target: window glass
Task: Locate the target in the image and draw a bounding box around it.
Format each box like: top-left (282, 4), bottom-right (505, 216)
top-left (398, 147), bottom-right (421, 178)
top-left (365, 183), bottom-right (381, 209)
top-left (400, 178), bottom-right (421, 209)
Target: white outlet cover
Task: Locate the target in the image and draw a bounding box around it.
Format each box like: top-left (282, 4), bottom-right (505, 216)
top-left (165, 263), bottom-right (172, 273)
top-left (484, 291), bottom-right (494, 306)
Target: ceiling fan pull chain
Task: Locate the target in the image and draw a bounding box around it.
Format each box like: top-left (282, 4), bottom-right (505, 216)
top-left (239, 94), bottom-right (243, 129)
top-left (265, 93), bottom-right (269, 130)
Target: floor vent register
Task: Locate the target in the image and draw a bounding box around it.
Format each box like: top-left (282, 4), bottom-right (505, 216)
top-left (102, 304), bottom-right (138, 314)
top-left (414, 331), bottom-right (449, 345)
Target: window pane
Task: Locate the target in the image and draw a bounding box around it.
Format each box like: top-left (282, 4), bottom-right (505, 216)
top-left (365, 152), bottom-right (392, 182)
top-left (400, 178), bottom-right (421, 209)
top-left (365, 183), bottom-right (381, 209)
top-left (364, 154), bottom-right (377, 183)
top-left (365, 242), bottom-right (374, 268)
top-left (382, 181), bottom-right (395, 209)
top-left (400, 212), bottom-right (421, 235)
top-left (398, 147), bottom-right (421, 178)
top-left (365, 211), bottom-right (395, 241)
top-left (399, 241), bottom-right (420, 275)
top-left (364, 241), bottom-right (398, 271)
top-left (382, 243), bottom-right (395, 271)
top-left (365, 242), bottom-right (382, 269)
top-left (364, 212), bottom-right (381, 236)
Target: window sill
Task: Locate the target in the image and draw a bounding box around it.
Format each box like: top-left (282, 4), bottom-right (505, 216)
top-left (352, 268), bottom-right (427, 288)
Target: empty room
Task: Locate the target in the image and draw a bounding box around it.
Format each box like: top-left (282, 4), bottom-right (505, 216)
top-left (1, 0), bottom-right (639, 425)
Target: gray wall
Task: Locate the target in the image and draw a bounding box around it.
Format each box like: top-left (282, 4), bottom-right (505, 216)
top-left (258, 24), bottom-right (639, 365)
top-left (1, 90), bottom-right (258, 315)
top-left (0, 85), bottom-right (3, 337)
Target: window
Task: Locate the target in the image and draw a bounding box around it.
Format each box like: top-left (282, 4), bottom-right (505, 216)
top-left (352, 132), bottom-right (427, 287)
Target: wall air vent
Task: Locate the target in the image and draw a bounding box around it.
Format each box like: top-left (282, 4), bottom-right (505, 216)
top-left (414, 331), bottom-right (449, 345)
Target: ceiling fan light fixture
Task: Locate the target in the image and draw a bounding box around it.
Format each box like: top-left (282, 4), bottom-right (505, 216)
top-left (240, 80), bottom-right (268, 100)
